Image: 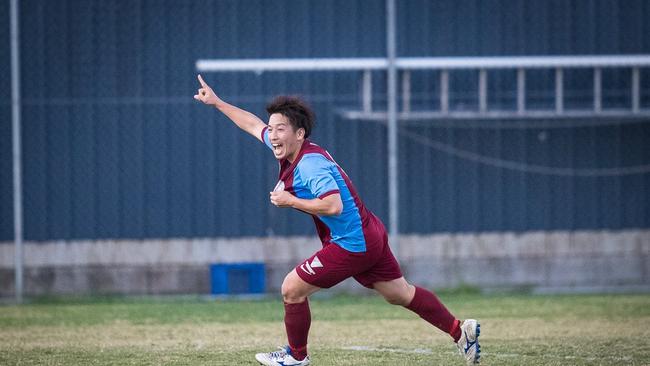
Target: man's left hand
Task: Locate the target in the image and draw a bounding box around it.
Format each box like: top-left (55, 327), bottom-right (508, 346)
top-left (270, 190), bottom-right (295, 208)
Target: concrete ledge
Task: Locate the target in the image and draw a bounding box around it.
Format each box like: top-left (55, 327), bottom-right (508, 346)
top-left (0, 237), bottom-right (320, 268)
top-left (1, 229), bottom-right (648, 296)
top-left (531, 285), bottom-right (650, 294)
top-left (0, 265), bottom-right (211, 297)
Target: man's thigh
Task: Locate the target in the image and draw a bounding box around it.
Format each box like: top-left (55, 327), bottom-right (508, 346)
top-left (294, 243), bottom-right (373, 289)
top-left (353, 237), bottom-right (403, 288)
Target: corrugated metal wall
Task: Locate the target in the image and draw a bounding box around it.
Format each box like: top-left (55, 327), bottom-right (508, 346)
top-left (0, 0), bottom-right (12, 241)
top-left (0, 0), bottom-right (649, 241)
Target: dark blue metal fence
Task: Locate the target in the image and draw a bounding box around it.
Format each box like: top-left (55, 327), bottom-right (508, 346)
top-left (1, 0), bottom-right (649, 241)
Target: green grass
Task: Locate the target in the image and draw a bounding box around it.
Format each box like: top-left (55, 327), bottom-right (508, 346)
top-left (1, 293), bottom-right (649, 365)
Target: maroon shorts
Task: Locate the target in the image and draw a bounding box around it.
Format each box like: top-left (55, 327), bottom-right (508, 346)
top-left (294, 232), bottom-right (403, 289)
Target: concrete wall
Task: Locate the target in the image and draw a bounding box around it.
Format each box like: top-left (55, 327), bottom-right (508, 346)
top-left (1, 230), bottom-right (649, 297)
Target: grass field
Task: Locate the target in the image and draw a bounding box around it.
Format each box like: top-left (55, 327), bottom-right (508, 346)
top-left (1, 292), bottom-right (649, 365)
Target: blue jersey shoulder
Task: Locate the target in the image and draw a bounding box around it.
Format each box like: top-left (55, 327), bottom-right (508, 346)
top-left (295, 153), bottom-right (339, 199)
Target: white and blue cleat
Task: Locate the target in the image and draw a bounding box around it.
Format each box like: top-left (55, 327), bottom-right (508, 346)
top-left (255, 346), bottom-right (310, 366)
top-left (457, 319), bottom-right (481, 364)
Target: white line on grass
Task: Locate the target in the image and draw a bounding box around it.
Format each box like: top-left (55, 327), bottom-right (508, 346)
top-left (341, 346), bottom-right (433, 355)
top-left (341, 346), bottom-right (635, 362)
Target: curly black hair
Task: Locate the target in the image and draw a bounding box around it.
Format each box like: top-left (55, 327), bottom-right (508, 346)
top-left (266, 96), bottom-right (315, 138)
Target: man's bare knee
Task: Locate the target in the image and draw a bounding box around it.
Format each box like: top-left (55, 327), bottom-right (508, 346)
top-left (281, 281), bottom-right (305, 303)
top-left (281, 271), bottom-right (316, 304)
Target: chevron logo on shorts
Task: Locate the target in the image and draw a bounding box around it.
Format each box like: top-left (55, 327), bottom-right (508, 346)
top-left (311, 256), bottom-right (323, 268)
top-left (300, 256), bottom-right (323, 276)
top-left (300, 261), bottom-right (315, 275)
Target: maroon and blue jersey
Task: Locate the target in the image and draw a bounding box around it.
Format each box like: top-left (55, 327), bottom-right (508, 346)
top-left (261, 127), bottom-right (386, 253)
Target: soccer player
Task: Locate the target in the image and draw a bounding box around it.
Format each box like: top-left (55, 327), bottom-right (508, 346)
top-left (194, 75), bottom-right (481, 365)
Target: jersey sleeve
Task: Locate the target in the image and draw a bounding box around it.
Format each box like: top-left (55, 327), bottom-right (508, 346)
top-left (297, 155), bottom-right (340, 199)
top-left (260, 126), bottom-right (273, 150)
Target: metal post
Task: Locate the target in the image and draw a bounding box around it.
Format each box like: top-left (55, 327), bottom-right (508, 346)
top-left (593, 68), bottom-right (602, 113)
top-left (632, 67), bottom-right (640, 113)
top-left (440, 70), bottom-right (449, 114)
top-left (479, 69), bottom-right (487, 114)
top-left (555, 68), bottom-right (564, 114)
top-left (10, 0), bottom-right (24, 304)
top-left (362, 70), bottom-right (372, 113)
top-left (401, 70), bottom-right (411, 113)
top-left (517, 68), bottom-right (526, 114)
top-left (386, 0), bottom-right (399, 256)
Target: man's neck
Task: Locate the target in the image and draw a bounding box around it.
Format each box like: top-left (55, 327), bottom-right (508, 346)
top-left (286, 140), bottom-right (306, 163)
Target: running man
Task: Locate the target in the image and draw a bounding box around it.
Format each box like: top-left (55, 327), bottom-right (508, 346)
top-left (193, 75), bottom-right (481, 365)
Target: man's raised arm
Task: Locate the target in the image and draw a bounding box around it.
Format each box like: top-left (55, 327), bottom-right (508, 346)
top-left (194, 74), bottom-right (266, 142)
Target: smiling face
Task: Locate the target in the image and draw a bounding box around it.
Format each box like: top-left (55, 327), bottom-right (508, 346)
top-left (268, 113), bottom-right (305, 162)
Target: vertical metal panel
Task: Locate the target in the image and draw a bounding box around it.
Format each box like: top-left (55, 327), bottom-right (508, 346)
top-left (119, 107), bottom-right (145, 238)
top-left (644, 125), bottom-right (650, 227)
top-left (217, 1), bottom-right (242, 237)
top-left (573, 127), bottom-right (599, 229)
top-left (94, 1), bottom-right (121, 238)
top-left (399, 127), bottom-right (414, 231)
top-left (19, 0), bottom-right (47, 241)
top-left (619, 123), bottom-right (649, 227)
top-left (70, 115), bottom-right (95, 238)
top-left (454, 129), bottom-right (481, 231)
top-left (523, 128), bottom-right (550, 230)
top-left (0, 110), bottom-right (12, 241)
top-left (235, 77), bottom-right (264, 237)
top-left (68, 1), bottom-right (95, 239)
top-left (549, 129), bottom-right (575, 230)
top-left (410, 126), bottom-right (432, 234)
top-left (140, 0), bottom-right (169, 238)
top-left (636, 126), bottom-right (650, 227)
top-left (436, 128), bottom-right (456, 231)
top-left (500, 129), bottom-right (528, 231)
top-left (116, 0), bottom-right (145, 238)
top-left (166, 0), bottom-right (193, 237)
top-left (44, 1), bottom-right (72, 239)
top-left (477, 129), bottom-right (503, 231)
top-left (0, 0), bottom-right (13, 241)
top-left (94, 108), bottom-right (121, 237)
top-left (595, 124), bottom-right (623, 229)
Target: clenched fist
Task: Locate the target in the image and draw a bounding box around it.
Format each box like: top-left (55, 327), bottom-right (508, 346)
top-left (270, 190), bottom-right (295, 208)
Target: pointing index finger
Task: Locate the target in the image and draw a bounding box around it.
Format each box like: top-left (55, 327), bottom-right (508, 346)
top-left (197, 74), bottom-right (208, 87)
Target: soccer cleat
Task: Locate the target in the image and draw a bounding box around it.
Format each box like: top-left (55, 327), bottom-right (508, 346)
top-left (255, 346), bottom-right (310, 366)
top-left (456, 319), bottom-right (481, 364)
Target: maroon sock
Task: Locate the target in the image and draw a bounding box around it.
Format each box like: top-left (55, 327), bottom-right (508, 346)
top-left (284, 299), bottom-right (311, 360)
top-left (405, 286), bottom-right (461, 341)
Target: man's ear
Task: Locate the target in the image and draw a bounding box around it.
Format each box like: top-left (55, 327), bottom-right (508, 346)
top-left (298, 128), bottom-right (305, 138)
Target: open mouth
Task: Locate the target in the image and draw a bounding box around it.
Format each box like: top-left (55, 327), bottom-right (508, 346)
top-left (272, 143), bottom-right (283, 152)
